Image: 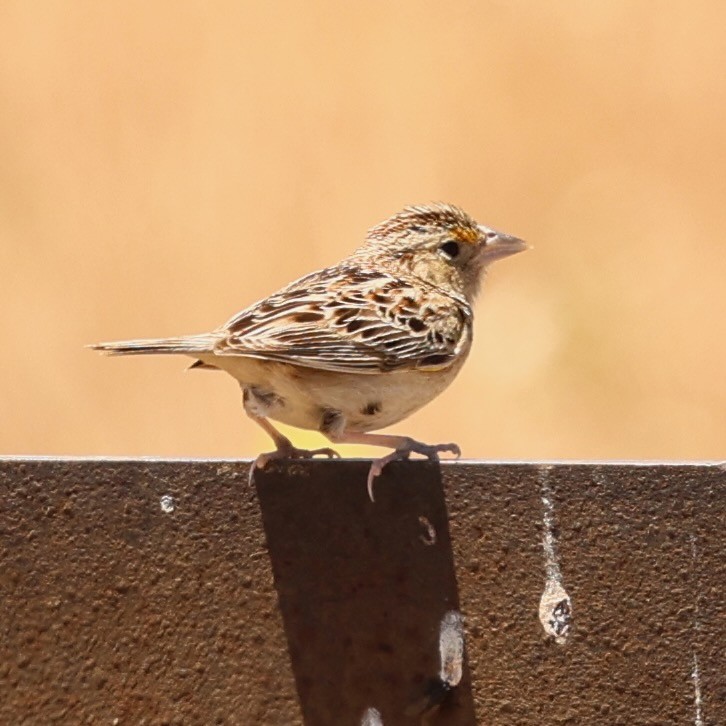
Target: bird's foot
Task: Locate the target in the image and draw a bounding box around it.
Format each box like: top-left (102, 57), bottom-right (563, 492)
top-left (367, 439), bottom-right (461, 501)
top-left (248, 439), bottom-right (340, 484)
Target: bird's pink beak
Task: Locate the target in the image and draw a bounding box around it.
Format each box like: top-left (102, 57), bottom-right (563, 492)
top-left (477, 225), bottom-right (528, 264)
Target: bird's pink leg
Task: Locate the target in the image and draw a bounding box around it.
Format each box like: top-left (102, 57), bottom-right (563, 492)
top-left (247, 414), bottom-right (339, 484)
top-left (331, 432), bottom-right (461, 502)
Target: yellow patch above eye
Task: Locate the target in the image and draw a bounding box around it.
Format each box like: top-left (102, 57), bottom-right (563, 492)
top-left (452, 226), bottom-right (479, 245)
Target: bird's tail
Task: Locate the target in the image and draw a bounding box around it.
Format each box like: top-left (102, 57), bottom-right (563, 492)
top-left (89, 333), bottom-right (219, 356)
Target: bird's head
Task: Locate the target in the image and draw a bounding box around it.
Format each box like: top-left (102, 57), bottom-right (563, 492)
top-left (360, 203), bottom-right (527, 302)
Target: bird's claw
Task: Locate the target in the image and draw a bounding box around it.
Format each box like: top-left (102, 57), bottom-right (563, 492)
top-left (248, 444), bottom-right (340, 484)
top-left (366, 440), bottom-right (461, 502)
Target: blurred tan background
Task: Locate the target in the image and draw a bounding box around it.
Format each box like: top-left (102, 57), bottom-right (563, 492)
top-left (1, 1), bottom-right (724, 461)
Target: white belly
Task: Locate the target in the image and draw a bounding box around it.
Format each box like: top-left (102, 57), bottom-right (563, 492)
top-left (194, 353), bottom-right (466, 433)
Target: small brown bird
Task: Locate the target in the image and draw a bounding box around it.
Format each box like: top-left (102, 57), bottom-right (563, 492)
top-left (92, 203), bottom-right (526, 500)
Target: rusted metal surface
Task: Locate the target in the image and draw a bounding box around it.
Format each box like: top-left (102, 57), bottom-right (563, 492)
top-left (0, 459), bottom-right (723, 725)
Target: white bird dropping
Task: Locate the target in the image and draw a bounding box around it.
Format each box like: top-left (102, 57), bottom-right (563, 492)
top-left (439, 610), bottom-right (464, 687)
top-left (538, 467), bottom-right (572, 644)
top-left (360, 706), bottom-right (382, 726)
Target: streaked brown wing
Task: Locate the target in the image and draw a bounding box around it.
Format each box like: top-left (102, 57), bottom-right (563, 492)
top-left (214, 266), bottom-right (471, 374)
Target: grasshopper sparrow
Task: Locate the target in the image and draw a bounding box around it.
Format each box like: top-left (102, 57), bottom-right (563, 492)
top-left (92, 203), bottom-right (526, 500)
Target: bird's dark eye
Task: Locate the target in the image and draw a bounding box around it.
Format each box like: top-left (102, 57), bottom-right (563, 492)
top-left (439, 241), bottom-right (460, 259)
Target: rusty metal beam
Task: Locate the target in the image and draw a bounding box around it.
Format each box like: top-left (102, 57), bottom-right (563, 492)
top-left (0, 459), bottom-right (723, 724)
